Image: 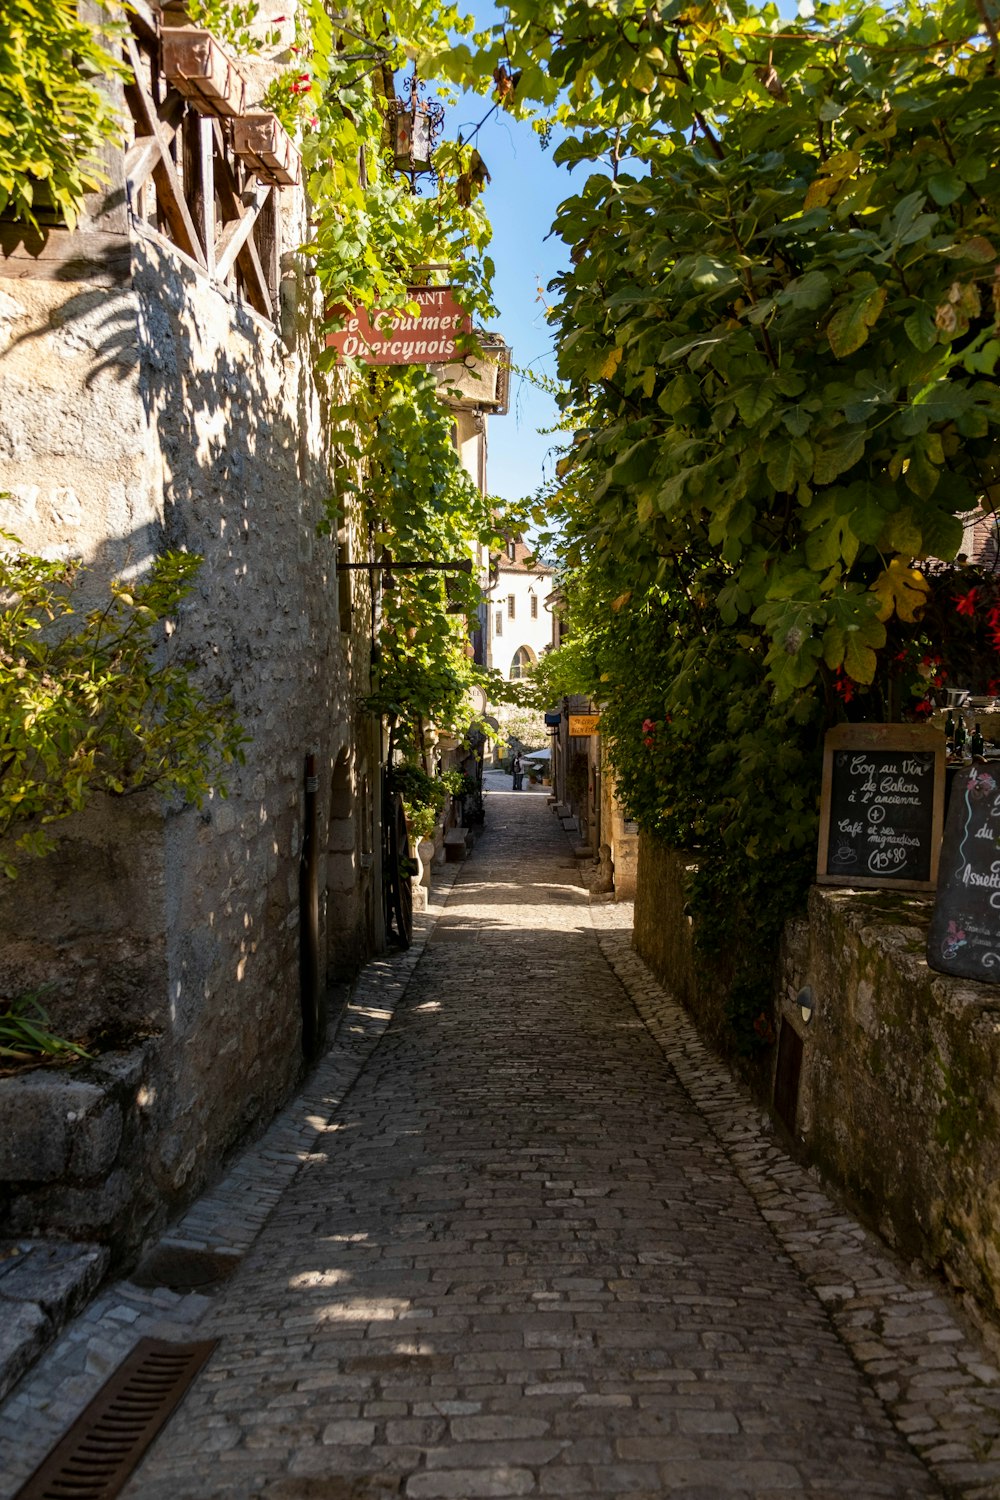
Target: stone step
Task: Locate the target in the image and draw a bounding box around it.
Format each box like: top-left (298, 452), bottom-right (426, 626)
top-left (0, 1239), bottom-right (109, 1402)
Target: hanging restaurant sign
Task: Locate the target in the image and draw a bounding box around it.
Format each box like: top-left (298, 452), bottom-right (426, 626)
top-left (325, 287), bottom-right (471, 365)
top-left (568, 714), bottom-right (601, 737)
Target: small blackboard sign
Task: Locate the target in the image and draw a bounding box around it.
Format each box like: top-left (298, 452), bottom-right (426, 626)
top-left (928, 764), bottom-right (1000, 981)
top-left (817, 724), bottom-right (945, 891)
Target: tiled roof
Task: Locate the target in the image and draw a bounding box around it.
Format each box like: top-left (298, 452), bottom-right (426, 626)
top-left (495, 539), bottom-right (552, 575)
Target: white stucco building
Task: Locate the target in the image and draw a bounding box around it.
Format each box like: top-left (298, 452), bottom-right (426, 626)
top-left (485, 539), bottom-right (556, 680)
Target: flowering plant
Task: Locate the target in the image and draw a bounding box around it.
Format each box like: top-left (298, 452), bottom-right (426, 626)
top-left (899, 565), bottom-right (1000, 704)
top-left (826, 561), bottom-right (1000, 722)
top-left (260, 67), bottom-right (319, 138)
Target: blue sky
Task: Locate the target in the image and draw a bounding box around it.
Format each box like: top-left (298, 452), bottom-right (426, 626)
top-left (443, 4), bottom-right (573, 506)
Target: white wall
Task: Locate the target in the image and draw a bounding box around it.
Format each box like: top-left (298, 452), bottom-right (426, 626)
top-left (487, 558), bottom-right (555, 678)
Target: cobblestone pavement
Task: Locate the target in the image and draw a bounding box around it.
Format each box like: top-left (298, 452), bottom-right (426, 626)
top-left (4, 780), bottom-right (1000, 1498)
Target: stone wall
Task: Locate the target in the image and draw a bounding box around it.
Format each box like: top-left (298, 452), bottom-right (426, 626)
top-left (0, 1047), bottom-right (161, 1255)
top-left (780, 886), bottom-right (1000, 1328)
top-left (598, 764), bottom-right (639, 902)
top-left (633, 840), bottom-right (733, 1055)
top-left (634, 835), bottom-right (1000, 1331)
top-left (0, 140), bottom-right (375, 1250)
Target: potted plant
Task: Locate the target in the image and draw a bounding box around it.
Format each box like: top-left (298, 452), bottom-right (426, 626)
top-left (232, 113), bottom-right (300, 187)
top-left (161, 28), bottom-right (248, 118)
top-left (390, 762), bottom-right (446, 890)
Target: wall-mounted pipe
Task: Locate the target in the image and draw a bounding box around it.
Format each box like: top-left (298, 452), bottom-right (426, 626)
top-left (300, 752), bottom-right (323, 1060)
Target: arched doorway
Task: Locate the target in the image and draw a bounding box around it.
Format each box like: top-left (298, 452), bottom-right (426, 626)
top-left (509, 645), bottom-right (537, 680)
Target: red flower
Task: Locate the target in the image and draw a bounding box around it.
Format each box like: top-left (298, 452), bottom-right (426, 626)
top-left (643, 735), bottom-right (654, 748)
top-left (955, 587), bottom-right (979, 617)
top-left (913, 698), bottom-right (933, 718)
top-left (641, 718), bottom-right (655, 735)
top-left (833, 670), bottom-right (856, 704)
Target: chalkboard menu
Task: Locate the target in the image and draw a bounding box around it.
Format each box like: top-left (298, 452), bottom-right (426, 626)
top-left (928, 764), bottom-right (1000, 981)
top-left (817, 724), bottom-right (945, 891)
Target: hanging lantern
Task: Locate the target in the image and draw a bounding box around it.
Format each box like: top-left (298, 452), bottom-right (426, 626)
top-left (386, 73), bottom-right (445, 185)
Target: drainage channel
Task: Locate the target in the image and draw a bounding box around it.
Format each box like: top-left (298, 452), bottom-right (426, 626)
top-left (13, 1337), bottom-right (218, 1500)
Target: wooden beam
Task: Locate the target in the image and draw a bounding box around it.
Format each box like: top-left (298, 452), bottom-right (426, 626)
top-left (235, 232), bottom-right (272, 319)
top-left (124, 91), bottom-right (186, 202)
top-left (185, 114), bottom-right (217, 276)
top-left (210, 131), bottom-right (273, 316)
top-left (124, 35), bottom-right (206, 268)
top-left (128, 0), bottom-right (160, 43)
top-left (0, 224), bottom-right (131, 285)
top-left (214, 182), bottom-right (271, 282)
top-left (255, 188), bottom-right (281, 311)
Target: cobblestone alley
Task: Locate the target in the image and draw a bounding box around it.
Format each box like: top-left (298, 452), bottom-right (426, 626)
top-left (4, 778), bottom-right (1000, 1500)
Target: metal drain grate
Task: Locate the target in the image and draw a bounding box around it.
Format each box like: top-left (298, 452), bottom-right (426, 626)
top-left (14, 1337), bottom-right (218, 1500)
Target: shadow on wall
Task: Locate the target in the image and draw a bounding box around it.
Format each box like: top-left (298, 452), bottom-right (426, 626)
top-left (0, 231), bottom-right (366, 1238)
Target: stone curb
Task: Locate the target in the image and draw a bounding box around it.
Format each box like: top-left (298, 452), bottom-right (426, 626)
top-left (0, 861), bottom-right (461, 1498)
top-left (591, 907), bottom-right (1000, 1500)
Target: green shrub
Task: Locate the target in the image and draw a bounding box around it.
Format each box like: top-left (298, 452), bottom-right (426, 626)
top-left (0, 532), bottom-right (247, 876)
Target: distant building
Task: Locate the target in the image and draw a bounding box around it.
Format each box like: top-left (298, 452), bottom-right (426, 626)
top-left (485, 538), bottom-right (556, 680)
top-left (959, 502), bottom-right (1000, 569)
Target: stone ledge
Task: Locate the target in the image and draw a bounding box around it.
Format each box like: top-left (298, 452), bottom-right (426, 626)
top-left (0, 1045), bottom-right (157, 1246)
top-left (0, 1240), bottom-right (109, 1402)
top-left (634, 835), bottom-right (1000, 1337)
top-left (783, 884), bottom-right (1000, 1332)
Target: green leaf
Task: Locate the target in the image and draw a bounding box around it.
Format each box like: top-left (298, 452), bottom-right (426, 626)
top-left (904, 310), bottom-right (937, 352)
top-left (917, 508), bottom-right (965, 560)
top-left (734, 385), bottom-right (774, 426)
top-left (813, 428), bottom-right (866, 485)
top-left (927, 170), bottom-right (964, 206)
top-left (827, 277), bottom-right (887, 358)
top-left (788, 270), bottom-right (831, 310)
top-left (767, 438), bottom-right (812, 492)
top-left (877, 507), bottom-right (923, 556)
top-left (782, 406), bottom-right (812, 437)
top-left (843, 632), bottom-right (877, 684)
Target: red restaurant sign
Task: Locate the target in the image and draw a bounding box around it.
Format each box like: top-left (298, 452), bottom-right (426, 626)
top-left (325, 286), bottom-right (472, 365)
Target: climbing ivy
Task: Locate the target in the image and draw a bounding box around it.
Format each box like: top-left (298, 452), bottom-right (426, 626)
top-left (298, 0), bottom-right (514, 753)
top-left (0, 0), bottom-right (128, 229)
top-left (0, 536), bottom-right (247, 878)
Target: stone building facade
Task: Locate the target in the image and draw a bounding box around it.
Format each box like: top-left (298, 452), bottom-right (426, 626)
top-left (0, 4), bottom-right (378, 1257)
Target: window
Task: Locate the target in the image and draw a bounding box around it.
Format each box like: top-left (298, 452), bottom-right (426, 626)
top-left (510, 647), bottom-right (534, 680)
top-left (508, 594), bottom-right (515, 619)
top-left (495, 609), bottom-right (503, 636)
top-left (530, 594), bottom-right (538, 619)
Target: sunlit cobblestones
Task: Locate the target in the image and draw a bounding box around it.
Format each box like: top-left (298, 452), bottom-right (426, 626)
top-left (2, 782), bottom-right (999, 1497)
